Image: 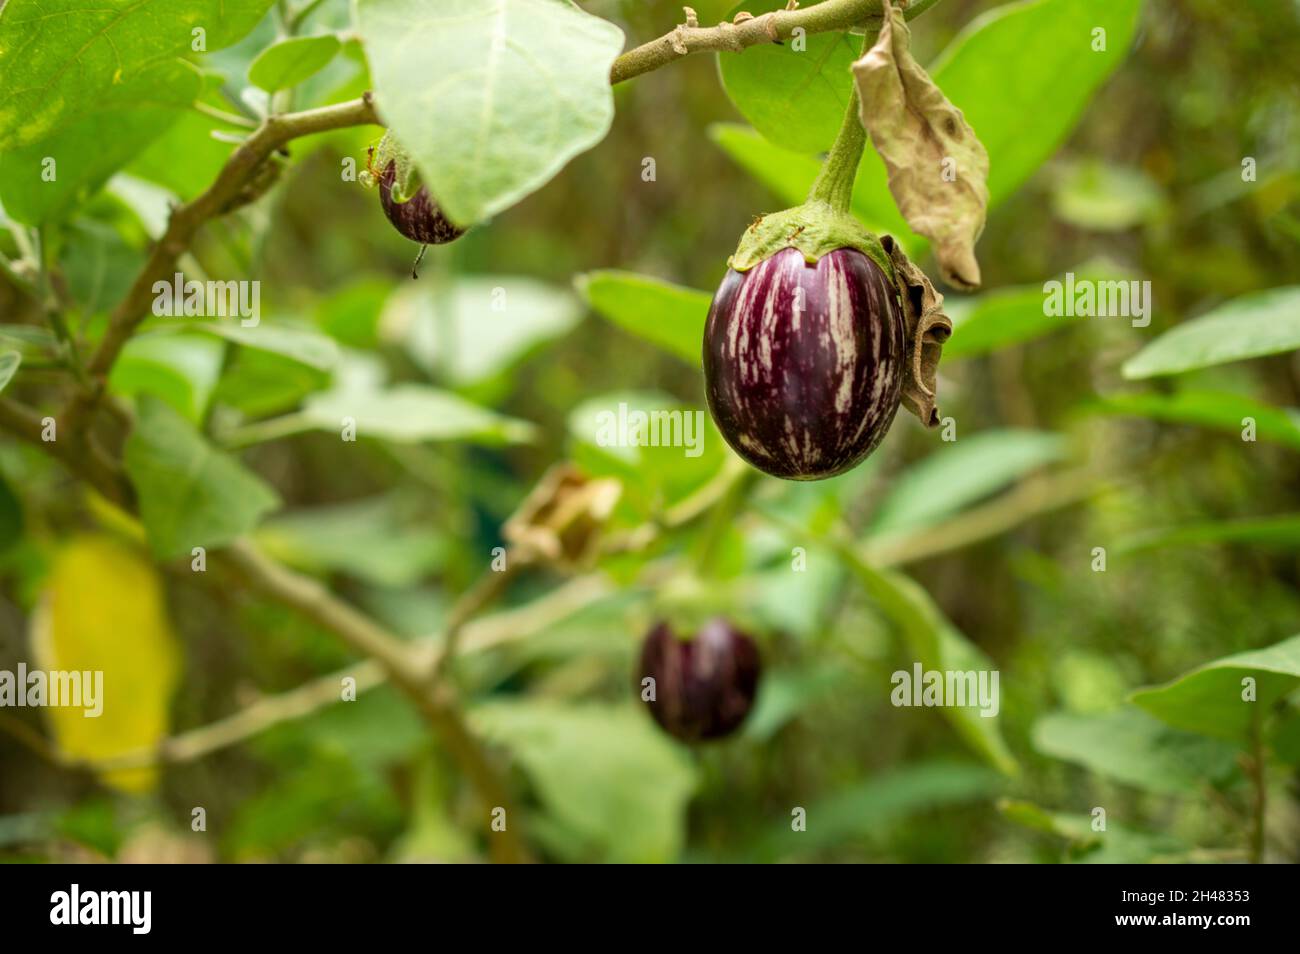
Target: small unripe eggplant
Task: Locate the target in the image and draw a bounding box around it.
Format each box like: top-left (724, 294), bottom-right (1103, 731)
top-left (704, 246), bottom-right (905, 480)
top-left (638, 618), bottom-right (761, 742)
top-left (377, 159), bottom-right (465, 246)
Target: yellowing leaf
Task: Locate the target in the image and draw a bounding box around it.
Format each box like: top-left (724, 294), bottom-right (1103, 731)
top-left (30, 535), bottom-right (180, 792)
top-left (853, 0), bottom-right (990, 289)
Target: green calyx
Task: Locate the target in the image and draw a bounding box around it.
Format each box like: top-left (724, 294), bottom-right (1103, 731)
top-left (727, 200), bottom-right (894, 281)
top-left (726, 78), bottom-right (893, 282)
top-left (361, 131), bottom-right (422, 203)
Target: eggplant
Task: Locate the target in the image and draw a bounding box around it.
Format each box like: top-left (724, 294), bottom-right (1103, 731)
top-left (377, 159), bottom-right (465, 246)
top-left (703, 245), bottom-right (905, 480)
top-left (638, 618), bottom-right (761, 742)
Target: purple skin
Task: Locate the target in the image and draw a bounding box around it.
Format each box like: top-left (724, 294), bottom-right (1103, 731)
top-left (639, 619), bottom-right (761, 742)
top-left (703, 246), bottom-right (905, 480)
top-left (377, 160), bottom-right (465, 245)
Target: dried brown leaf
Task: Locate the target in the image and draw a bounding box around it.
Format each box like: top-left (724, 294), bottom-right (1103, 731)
top-left (853, 0), bottom-right (990, 290)
top-left (882, 235), bottom-right (951, 427)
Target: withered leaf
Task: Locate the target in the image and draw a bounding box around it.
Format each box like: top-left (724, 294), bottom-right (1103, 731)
top-left (503, 464), bottom-right (622, 568)
top-left (882, 234), bottom-right (951, 428)
top-left (853, 0), bottom-right (990, 290)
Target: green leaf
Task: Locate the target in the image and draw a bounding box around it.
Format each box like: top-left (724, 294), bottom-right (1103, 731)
top-left (0, 63), bottom-right (202, 225)
top-left (0, 0), bottom-right (275, 223)
top-left (1091, 390), bottom-right (1300, 452)
top-left (124, 396), bottom-right (280, 560)
top-left (576, 270), bottom-right (711, 365)
top-left (1131, 634), bottom-right (1300, 741)
top-left (469, 701), bottom-right (698, 863)
top-left (845, 557), bottom-right (1018, 775)
top-left (930, 0), bottom-right (1145, 207)
top-left (718, 1), bottom-right (860, 154)
top-left (248, 34), bottom-right (341, 91)
top-left (0, 0), bottom-right (274, 151)
top-left (402, 277), bottom-right (580, 385)
top-left (184, 322), bottom-right (340, 371)
top-left (355, 0), bottom-right (624, 225)
top-left (870, 429), bottom-right (1067, 535)
top-left (1033, 707), bottom-right (1239, 794)
top-left (1115, 513), bottom-right (1300, 554)
top-left (0, 350), bottom-right (20, 393)
top-left (1122, 286), bottom-right (1300, 379)
top-left (300, 383), bottom-right (536, 444)
top-left (109, 334), bottom-right (226, 424)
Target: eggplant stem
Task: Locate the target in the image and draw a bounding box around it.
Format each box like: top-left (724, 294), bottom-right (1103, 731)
top-left (806, 32), bottom-right (872, 213)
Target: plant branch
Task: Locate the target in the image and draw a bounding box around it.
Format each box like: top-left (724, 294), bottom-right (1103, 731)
top-left (219, 539), bottom-right (530, 863)
top-left (1247, 705), bottom-right (1267, 863)
top-left (0, 395), bottom-right (133, 506)
top-left (608, 0), bottom-right (936, 85)
top-left (64, 94), bottom-right (382, 430)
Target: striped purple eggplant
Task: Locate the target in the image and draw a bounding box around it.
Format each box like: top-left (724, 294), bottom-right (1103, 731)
top-left (704, 246), bottom-right (905, 480)
top-left (377, 160), bottom-right (465, 246)
top-left (639, 619), bottom-right (761, 742)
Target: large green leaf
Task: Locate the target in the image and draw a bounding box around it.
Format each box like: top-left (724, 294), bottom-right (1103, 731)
top-left (1033, 707), bottom-right (1239, 794)
top-left (0, 0), bottom-right (274, 150)
top-left (354, 0), bottom-right (624, 225)
top-left (0, 63), bottom-right (201, 225)
top-left (1131, 635), bottom-right (1300, 741)
top-left (930, 0), bottom-right (1145, 206)
top-left (576, 270), bottom-right (711, 365)
top-left (1122, 286), bottom-right (1300, 379)
top-left (717, 1), bottom-right (860, 154)
top-left (845, 556), bottom-right (1018, 775)
top-left (1091, 390), bottom-right (1300, 452)
top-left (0, 0), bottom-right (275, 223)
top-left (248, 34), bottom-right (341, 91)
top-left (710, 0), bottom-right (1143, 239)
top-left (469, 701), bottom-right (698, 863)
top-left (124, 396), bottom-right (280, 559)
top-left (870, 429), bottom-right (1067, 535)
